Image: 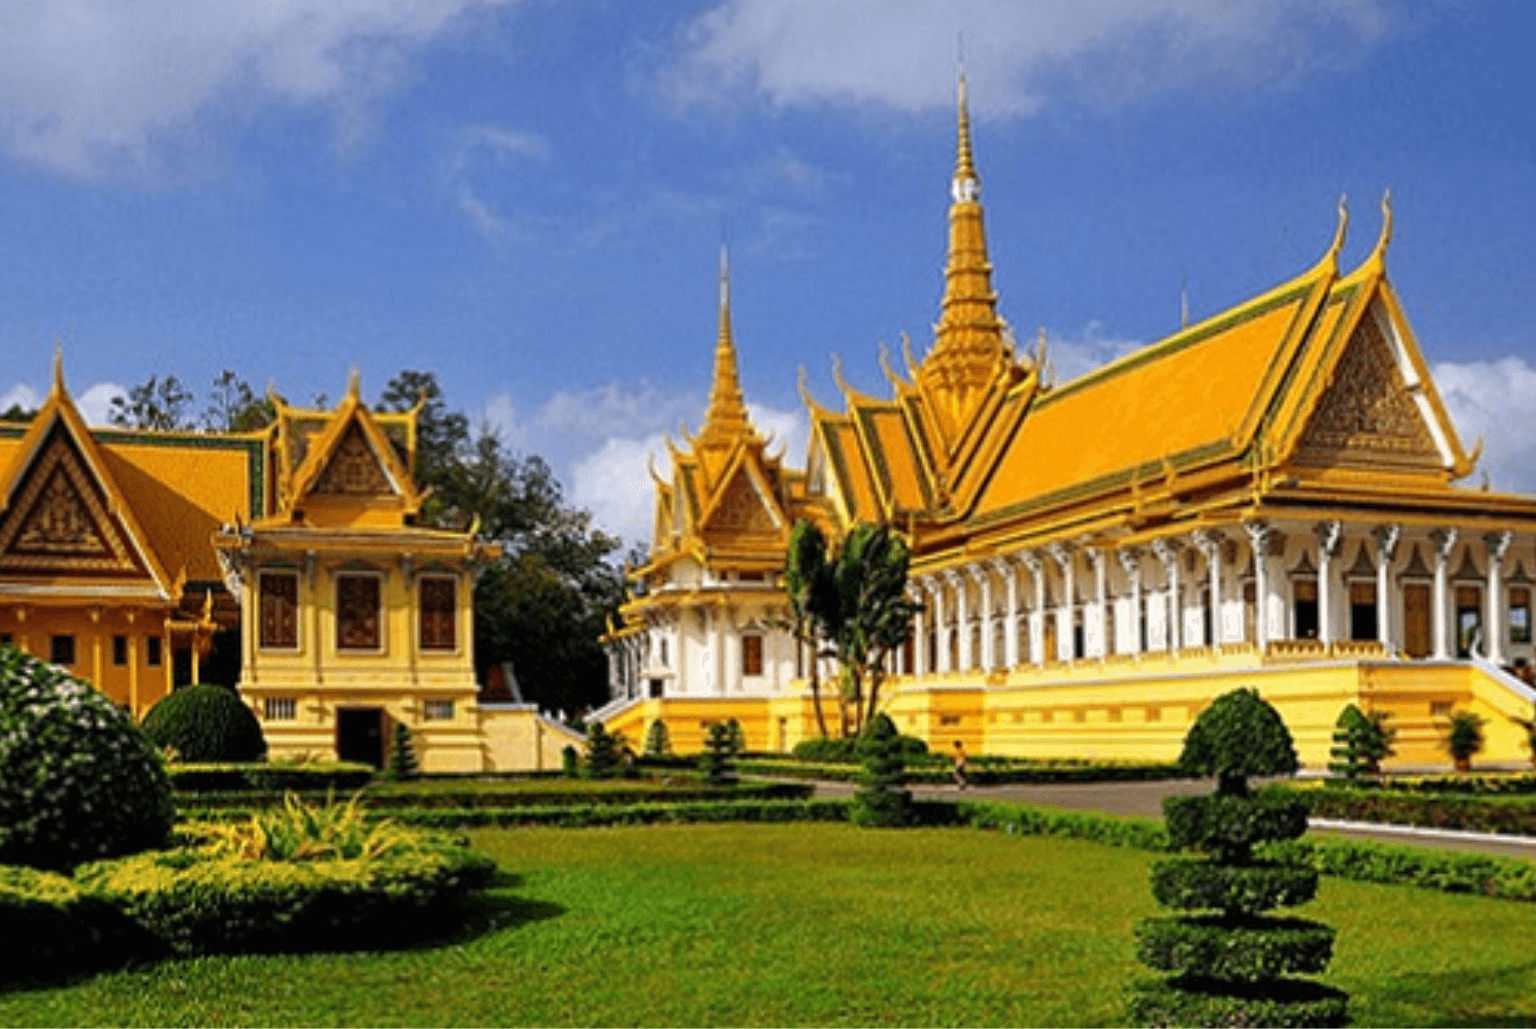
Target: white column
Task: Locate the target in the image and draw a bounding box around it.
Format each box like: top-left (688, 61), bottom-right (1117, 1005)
top-left (1374, 524), bottom-right (1401, 653)
top-left (948, 570), bottom-right (971, 672)
top-left (1153, 538), bottom-right (1181, 651)
top-left (1487, 531), bottom-right (1514, 664)
top-left (973, 566), bottom-right (996, 671)
top-left (1244, 522), bottom-right (1271, 650)
top-left (1022, 550), bottom-right (1046, 665)
top-left (1425, 531), bottom-right (1449, 660)
top-left (1316, 521), bottom-right (1342, 648)
top-left (932, 576), bottom-right (950, 674)
top-left (1117, 547), bottom-right (1143, 655)
top-left (994, 557), bottom-right (1020, 668)
top-left (1193, 530), bottom-right (1223, 646)
top-left (1087, 548), bottom-right (1108, 658)
top-left (1431, 528), bottom-right (1457, 659)
top-left (909, 584), bottom-right (927, 677)
top-left (1048, 543), bottom-right (1075, 662)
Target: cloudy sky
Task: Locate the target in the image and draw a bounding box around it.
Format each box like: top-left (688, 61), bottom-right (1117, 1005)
top-left (1, 1), bottom-right (1533, 548)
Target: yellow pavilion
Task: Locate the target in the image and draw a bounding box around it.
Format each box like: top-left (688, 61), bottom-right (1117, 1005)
top-left (0, 360), bottom-right (581, 771)
top-left (602, 78), bottom-right (1536, 769)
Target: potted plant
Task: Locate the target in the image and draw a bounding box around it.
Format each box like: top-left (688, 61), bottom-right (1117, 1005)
top-left (1444, 710), bottom-right (1486, 772)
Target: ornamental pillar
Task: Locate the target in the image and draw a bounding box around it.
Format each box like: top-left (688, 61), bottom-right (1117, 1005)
top-left (1374, 524), bottom-right (1401, 653)
top-left (909, 584), bottom-right (926, 677)
top-left (1315, 521), bottom-right (1342, 648)
top-left (1086, 549), bottom-right (1108, 658)
top-left (993, 556), bottom-right (1020, 668)
top-left (972, 565), bottom-right (996, 670)
top-left (1152, 538), bottom-right (1181, 652)
top-left (946, 569), bottom-right (971, 672)
top-left (1117, 547), bottom-right (1143, 655)
top-left (1487, 531), bottom-right (1514, 664)
top-left (1021, 551), bottom-right (1046, 665)
top-left (1243, 522), bottom-right (1271, 650)
top-left (931, 576), bottom-right (950, 674)
top-left (1192, 530), bottom-right (1223, 647)
top-left (1048, 543), bottom-right (1075, 662)
top-left (1431, 528), bottom-right (1458, 659)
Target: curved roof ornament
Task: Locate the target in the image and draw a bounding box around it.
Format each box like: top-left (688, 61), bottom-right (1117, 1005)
top-left (51, 339), bottom-right (65, 397)
top-left (878, 340), bottom-right (908, 390)
top-left (1323, 193), bottom-right (1349, 267)
top-left (1368, 188), bottom-right (1394, 268)
top-left (901, 333), bottom-right (920, 380)
top-left (830, 353), bottom-right (853, 397)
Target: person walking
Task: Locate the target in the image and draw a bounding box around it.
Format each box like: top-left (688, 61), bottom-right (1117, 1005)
top-left (952, 740), bottom-right (969, 790)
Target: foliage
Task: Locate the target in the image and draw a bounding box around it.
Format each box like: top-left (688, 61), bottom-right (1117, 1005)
top-left (783, 519), bottom-right (835, 738)
top-left (1131, 688), bottom-right (1345, 1027)
top-left (784, 520), bottom-right (919, 734)
top-left (724, 717), bottom-right (745, 755)
top-left (1327, 703), bottom-right (1395, 780)
top-left (1127, 978), bottom-right (1349, 1029)
top-left (745, 756), bottom-right (1182, 785)
top-left (1444, 710), bottom-right (1487, 764)
top-left (108, 374), bottom-right (195, 430)
top-left (584, 722), bottom-right (621, 779)
top-left (561, 744), bottom-right (579, 778)
top-left (74, 833), bottom-right (496, 957)
top-left (0, 645), bottom-right (174, 871)
top-left (1178, 687), bottom-right (1298, 796)
top-left (700, 722), bottom-right (738, 786)
top-left (644, 719), bottom-right (672, 756)
top-left (851, 712), bottom-right (913, 828)
top-left (140, 683), bottom-right (267, 763)
top-left (790, 731), bottom-right (929, 764)
top-left (167, 762), bottom-right (375, 793)
top-left (0, 864), bottom-right (125, 981)
top-left (190, 791), bottom-right (416, 862)
top-left (386, 722), bottom-right (419, 781)
top-left (202, 370), bottom-right (275, 431)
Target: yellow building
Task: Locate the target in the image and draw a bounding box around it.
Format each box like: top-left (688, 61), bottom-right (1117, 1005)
top-left (603, 77), bottom-right (1536, 769)
top-left (0, 359), bottom-right (582, 771)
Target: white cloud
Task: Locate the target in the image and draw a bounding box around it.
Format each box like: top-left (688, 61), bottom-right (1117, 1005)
top-left (445, 123), bottom-right (550, 241)
top-left (0, 384), bottom-right (42, 415)
top-left (0, 0), bottom-right (511, 179)
top-left (1041, 320), bottom-right (1142, 384)
top-left (665, 0), bottom-right (1387, 116)
top-left (0, 380), bottom-right (123, 424)
top-left (1435, 357), bottom-right (1536, 493)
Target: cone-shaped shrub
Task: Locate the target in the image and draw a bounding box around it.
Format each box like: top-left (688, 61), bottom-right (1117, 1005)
top-left (140, 683), bottom-right (267, 763)
top-left (1328, 703), bottom-right (1394, 782)
top-left (1127, 687), bottom-right (1348, 1027)
top-left (700, 722), bottom-right (738, 786)
top-left (644, 718), bottom-right (672, 756)
top-left (0, 645), bottom-right (174, 870)
top-left (851, 712), bottom-right (912, 827)
top-left (585, 722), bottom-right (622, 779)
top-left (386, 722), bottom-right (419, 780)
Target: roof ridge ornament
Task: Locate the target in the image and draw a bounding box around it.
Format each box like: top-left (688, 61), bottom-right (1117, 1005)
top-left (1368, 188), bottom-right (1393, 268)
top-left (51, 339), bottom-right (65, 397)
top-left (952, 69), bottom-right (980, 204)
top-left (1324, 194), bottom-right (1349, 267)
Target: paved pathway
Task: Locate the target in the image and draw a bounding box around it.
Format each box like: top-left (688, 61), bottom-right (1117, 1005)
top-left (810, 777), bottom-right (1536, 861)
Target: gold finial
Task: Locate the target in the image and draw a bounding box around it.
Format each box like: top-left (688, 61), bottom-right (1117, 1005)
top-left (700, 246), bottom-right (753, 445)
top-left (952, 70), bottom-right (979, 204)
top-left (346, 366), bottom-right (361, 402)
top-left (1369, 188), bottom-right (1394, 266)
top-left (51, 338), bottom-right (65, 397)
top-left (1324, 194), bottom-right (1349, 265)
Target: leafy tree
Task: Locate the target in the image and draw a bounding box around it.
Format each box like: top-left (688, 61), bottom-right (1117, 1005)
top-left (700, 722), bottom-right (738, 786)
top-left (386, 722), bottom-right (419, 781)
top-left (585, 721), bottom-right (622, 780)
top-left (109, 375), bottom-right (195, 431)
top-left (1328, 704), bottom-right (1394, 781)
top-left (378, 369), bottom-right (470, 496)
top-left (783, 520), bottom-right (834, 738)
top-left (1444, 710), bottom-right (1486, 770)
top-left (644, 719), bottom-right (672, 756)
top-left (789, 521), bottom-right (919, 735)
top-left (724, 718), bottom-right (745, 756)
top-left (1, 402), bottom-right (34, 422)
top-left (851, 712), bottom-right (913, 827)
top-left (202, 370), bottom-right (274, 432)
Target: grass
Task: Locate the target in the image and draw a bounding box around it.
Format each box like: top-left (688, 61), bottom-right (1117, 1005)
top-left (5, 823), bottom-right (1536, 1026)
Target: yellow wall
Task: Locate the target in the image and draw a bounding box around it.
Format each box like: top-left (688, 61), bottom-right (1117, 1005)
top-left (479, 706), bottom-right (589, 771)
top-left (0, 605), bottom-right (173, 716)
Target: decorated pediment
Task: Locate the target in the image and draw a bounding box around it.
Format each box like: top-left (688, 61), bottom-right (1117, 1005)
top-left (0, 425), bottom-right (150, 578)
top-left (1294, 307), bottom-right (1442, 471)
top-left (703, 463), bottom-right (783, 537)
top-left (312, 422), bottom-right (397, 497)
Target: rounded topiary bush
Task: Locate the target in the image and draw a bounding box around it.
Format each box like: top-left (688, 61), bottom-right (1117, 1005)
top-left (0, 646), bottom-right (175, 871)
top-left (141, 683), bottom-right (267, 763)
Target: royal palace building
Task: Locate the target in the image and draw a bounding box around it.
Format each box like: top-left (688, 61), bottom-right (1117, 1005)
top-left (0, 362), bottom-right (581, 771)
top-left (602, 79), bottom-right (1536, 769)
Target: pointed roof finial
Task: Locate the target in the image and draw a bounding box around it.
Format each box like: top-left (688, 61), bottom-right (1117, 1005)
top-left (1369, 188), bottom-right (1394, 267)
top-left (952, 69), bottom-right (979, 204)
top-left (1325, 193), bottom-right (1349, 264)
top-left (51, 338), bottom-right (65, 397)
top-left (346, 366), bottom-right (362, 402)
top-left (699, 246), bottom-right (753, 445)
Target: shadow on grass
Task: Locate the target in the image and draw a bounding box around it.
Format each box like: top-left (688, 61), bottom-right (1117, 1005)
top-left (1366, 958), bottom-right (1536, 1027)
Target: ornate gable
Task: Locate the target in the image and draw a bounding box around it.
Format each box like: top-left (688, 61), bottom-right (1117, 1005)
top-left (703, 463), bottom-right (782, 537)
top-left (313, 422), bottom-right (396, 497)
top-left (1294, 305), bottom-right (1442, 471)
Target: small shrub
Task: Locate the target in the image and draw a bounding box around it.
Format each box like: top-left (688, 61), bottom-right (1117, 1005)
top-left (724, 718), bottom-right (745, 756)
top-left (700, 722), bottom-right (738, 786)
top-left (1328, 703), bottom-right (1394, 781)
top-left (0, 645), bottom-right (174, 871)
top-left (386, 723), bottom-right (419, 781)
top-left (1444, 710), bottom-right (1486, 769)
top-left (644, 719), bottom-right (672, 756)
top-left (585, 722), bottom-right (622, 779)
top-left (851, 713), bottom-right (912, 828)
top-left (561, 744), bottom-right (579, 778)
top-left (140, 683), bottom-right (267, 763)
top-left (193, 791), bottom-right (416, 862)
top-left (0, 864), bottom-right (129, 981)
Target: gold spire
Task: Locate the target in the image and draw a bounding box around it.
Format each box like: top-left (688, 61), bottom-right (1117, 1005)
top-left (51, 339), bottom-right (65, 397)
top-left (699, 245), bottom-right (753, 446)
top-left (922, 70), bottom-right (1008, 425)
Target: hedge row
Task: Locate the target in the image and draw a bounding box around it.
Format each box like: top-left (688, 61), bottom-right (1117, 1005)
top-left (177, 781), bottom-right (813, 813)
top-left (182, 797), bottom-right (858, 829)
top-left (736, 758), bottom-right (1184, 785)
top-left (1300, 786), bottom-right (1536, 837)
top-left (168, 763), bottom-right (376, 793)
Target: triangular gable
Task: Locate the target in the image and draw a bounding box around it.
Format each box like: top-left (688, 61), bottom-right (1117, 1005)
top-left (313, 421), bottom-right (398, 497)
top-left (285, 385), bottom-right (420, 517)
top-left (697, 446), bottom-right (788, 541)
top-left (0, 388), bottom-right (170, 596)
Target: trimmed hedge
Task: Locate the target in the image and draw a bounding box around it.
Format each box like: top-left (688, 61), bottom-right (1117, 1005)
top-left (1149, 859), bottom-right (1319, 915)
top-left (0, 864), bottom-right (127, 982)
top-left (1163, 788), bottom-right (1311, 860)
top-left (1126, 977), bottom-right (1350, 1028)
top-left (167, 763), bottom-right (376, 794)
top-left (958, 800), bottom-right (1173, 851)
top-left (1135, 915), bottom-right (1335, 982)
top-left (141, 684), bottom-right (266, 763)
top-left (1300, 785), bottom-right (1536, 836)
top-left (73, 838), bottom-right (496, 956)
top-left (736, 758), bottom-right (1183, 785)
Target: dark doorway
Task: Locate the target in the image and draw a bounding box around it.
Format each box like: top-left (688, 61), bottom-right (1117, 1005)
top-left (1350, 581), bottom-right (1379, 641)
top-left (337, 707), bottom-right (386, 768)
top-left (1293, 579), bottom-right (1319, 639)
top-left (1403, 583), bottom-right (1431, 657)
top-left (1456, 585), bottom-right (1483, 658)
top-left (173, 647), bottom-right (194, 688)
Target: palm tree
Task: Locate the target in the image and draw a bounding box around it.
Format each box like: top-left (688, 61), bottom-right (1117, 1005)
top-left (784, 520), bottom-right (834, 738)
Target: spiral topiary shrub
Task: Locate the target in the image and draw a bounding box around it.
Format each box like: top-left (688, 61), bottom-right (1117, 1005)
top-left (140, 683), bottom-right (267, 763)
top-left (0, 645), bottom-right (175, 871)
top-left (851, 712), bottom-right (912, 828)
top-left (1127, 687), bottom-right (1348, 1027)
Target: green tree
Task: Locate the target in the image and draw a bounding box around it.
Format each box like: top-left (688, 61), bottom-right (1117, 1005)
top-left (788, 521), bottom-right (919, 736)
top-left (700, 722), bottom-right (738, 786)
top-left (783, 520), bottom-right (834, 738)
top-left (644, 719), bottom-right (672, 756)
top-left (202, 370), bottom-right (275, 432)
top-left (851, 712), bottom-right (913, 827)
top-left (585, 721), bottom-right (622, 780)
top-left (1328, 704), bottom-right (1394, 781)
top-left (386, 722), bottom-right (419, 781)
top-left (109, 375), bottom-right (195, 431)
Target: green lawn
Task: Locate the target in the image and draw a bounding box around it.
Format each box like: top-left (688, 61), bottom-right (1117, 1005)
top-left (4, 824), bottom-right (1536, 1027)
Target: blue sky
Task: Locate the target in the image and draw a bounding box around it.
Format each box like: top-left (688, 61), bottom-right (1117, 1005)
top-left (2, 0), bottom-right (1533, 549)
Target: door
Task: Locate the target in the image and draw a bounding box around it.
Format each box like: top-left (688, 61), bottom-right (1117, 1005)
top-left (336, 707), bottom-right (386, 768)
top-left (1456, 585), bottom-right (1483, 658)
top-left (1403, 582), bottom-right (1431, 658)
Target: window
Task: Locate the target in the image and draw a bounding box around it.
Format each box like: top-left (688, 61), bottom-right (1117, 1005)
top-left (1349, 581), bottom-right (1378, 641)
top-left (423, 699), bottom-right (454, 721)
top-left (418, 577), bottom-right (457, 651)
top-left (1, 633), bottom-right (12, 647)
top-left (1512, 587), bottom-right (1531, 644)
top-left (264, 697), bottom-right (297, 721)
top-left (112, 635), bottom-right (128, 666)
top-left (1292, 579), bottom-right (1319, 639)
top-left (50, 635), bottom-right (75, 666)
top-left (259, 572), bottom-right (299, 649)
top-left (337, 574), bottom-right (381, 651)
top-left (146, 636), bottom-right (162, 666)
top-left (741, 633), bottom-right (764, 676)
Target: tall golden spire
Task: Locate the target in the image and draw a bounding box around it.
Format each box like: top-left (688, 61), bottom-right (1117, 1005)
top-left (921, 70), bottom-right (1008, 425)
top-left (699, 245), bottom-right (753, 446)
